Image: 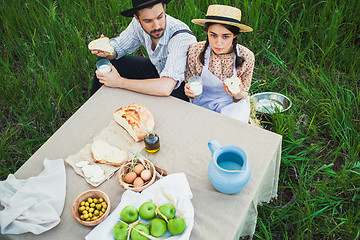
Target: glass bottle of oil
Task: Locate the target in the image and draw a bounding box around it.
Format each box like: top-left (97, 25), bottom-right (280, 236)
top-left (144, 132), bottom-right (160, 154)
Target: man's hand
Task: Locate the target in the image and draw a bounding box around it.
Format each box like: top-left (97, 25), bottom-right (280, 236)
top-left (96, 64), bottom-right (124, 88)
top-left (96, 64), bottom-right (177, 96)
top-left (91, 49), bottom-right (109, 58)
top-left (90, 34), bottom-right (117, 59)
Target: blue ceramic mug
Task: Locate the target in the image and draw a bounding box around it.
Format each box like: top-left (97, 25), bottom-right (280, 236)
top-left (208, 139), bottom-right (251, 194)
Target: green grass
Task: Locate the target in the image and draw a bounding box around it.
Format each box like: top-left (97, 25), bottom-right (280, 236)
top-left (1, 0), bottom-right (359, 239)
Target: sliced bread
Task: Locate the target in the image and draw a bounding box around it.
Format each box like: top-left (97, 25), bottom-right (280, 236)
top-left (224, 76), bottom-right (241, 95)
top-left (88, 37), bottom-right (115, 55)
top-left (90, 139), bottom-right (127, 167)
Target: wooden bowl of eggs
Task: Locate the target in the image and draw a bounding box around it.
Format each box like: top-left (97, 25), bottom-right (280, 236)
top-left (72, 189), bottom-right (111, 226)
top-left (118, 157), bottom-right (156, 192)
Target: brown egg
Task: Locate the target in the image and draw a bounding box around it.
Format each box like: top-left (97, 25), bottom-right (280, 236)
top-left (133, 177), bottom-right (144, 188)
top-left (124, 171), bottom-right (137, 184)
top-left (133, 164), bottom-right (145, 175)
top-left (140, 169), bottom-right (152, 181)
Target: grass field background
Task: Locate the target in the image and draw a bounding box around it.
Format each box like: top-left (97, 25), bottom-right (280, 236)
top-left (1, 0), bottom-right (359, 239)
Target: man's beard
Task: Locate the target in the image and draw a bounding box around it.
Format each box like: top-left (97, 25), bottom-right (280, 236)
top-left (149, 28), bottom-right (165, 39)
top-left (140, 21), bottom-right (166, 39)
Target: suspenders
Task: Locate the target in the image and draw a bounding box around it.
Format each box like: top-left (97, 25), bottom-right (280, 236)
top-left (170, 29), bottom-right (194, 39)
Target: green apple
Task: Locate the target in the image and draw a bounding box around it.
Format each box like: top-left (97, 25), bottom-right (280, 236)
top-left (158, 203), bottom-right (175, 221)
top-left (139, 202), bottom-right (156, 220)
top-left (149, 218), bottom-right (167, 237)
top-left (168, 218), bottom-right (186, 236)
top-left (113, 222), bottom-right (129, 240)
top-left (120, 205), bottom-right (138, 223)
top-left (130, 224), bottom-right (150, 240)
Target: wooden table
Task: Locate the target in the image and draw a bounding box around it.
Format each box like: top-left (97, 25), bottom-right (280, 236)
top-left (2, 87), bottom-right (282, 239)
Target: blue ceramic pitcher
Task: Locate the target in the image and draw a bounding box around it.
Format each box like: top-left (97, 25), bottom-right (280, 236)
top-left (208, 139), bottom-right (251, 194)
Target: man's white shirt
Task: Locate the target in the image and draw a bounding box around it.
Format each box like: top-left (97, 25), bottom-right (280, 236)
top-left (110, 15), bottom-right (197, 88)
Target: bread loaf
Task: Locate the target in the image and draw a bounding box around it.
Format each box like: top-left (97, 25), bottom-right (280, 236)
top-left (113, 104), bottom-right (155, 142)
top-left (88, 37), bottom-right (115, 55)
top-left (224, 76), bottom-right (241, 95)
top-left (91, 139), bottom-right (127, 167)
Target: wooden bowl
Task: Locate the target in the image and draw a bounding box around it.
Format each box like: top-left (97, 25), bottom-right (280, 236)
top-left (118, 158), bottom-right (156, 192)
top-left (72, 190), bottom-right (111, 226)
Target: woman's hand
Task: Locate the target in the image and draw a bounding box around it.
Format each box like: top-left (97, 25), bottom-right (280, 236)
top-left (184, 82), bottom-right (195, 98)
top-left (96, 64), bottom-right (124, 88)
top-left (223, 83), bottom-right (236, 96)
top-left (223, 83), bottom-right (242, 101)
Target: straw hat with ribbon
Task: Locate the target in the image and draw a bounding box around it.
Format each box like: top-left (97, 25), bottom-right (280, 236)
top-left (121, 0), bottom-right (171, 17)
top-left (192, 5), bottom-right (253, 33)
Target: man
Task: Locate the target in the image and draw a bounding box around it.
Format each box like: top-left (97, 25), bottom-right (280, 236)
top-left (90, 0), bottom-right (197, 101)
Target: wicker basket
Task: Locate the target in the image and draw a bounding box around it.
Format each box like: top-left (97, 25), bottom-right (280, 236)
top-left (72, 189), bottom-right (111, 226)
top-left (118, 158), bottom-right (156, 192)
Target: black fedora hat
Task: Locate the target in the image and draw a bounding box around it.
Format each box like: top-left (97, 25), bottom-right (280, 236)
top-left (121, 0), bottom-right (172, 17)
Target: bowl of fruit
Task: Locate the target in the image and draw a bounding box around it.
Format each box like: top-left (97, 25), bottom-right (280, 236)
top-left (113, 201), bottom-right (187, 239)
top-left (72, 189), bottom-right (110, 226)
top-left (118, 157), bottom-right (156, 192)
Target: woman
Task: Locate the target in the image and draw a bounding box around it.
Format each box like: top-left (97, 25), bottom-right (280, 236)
top-left (185, 5), bottom-right (255, 123)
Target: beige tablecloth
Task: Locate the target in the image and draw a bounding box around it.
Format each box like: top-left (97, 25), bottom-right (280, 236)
top-left (2, 86), bottom-right (282, 240)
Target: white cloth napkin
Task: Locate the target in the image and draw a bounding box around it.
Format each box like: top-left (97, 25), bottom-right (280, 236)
top-left (86, 173), bottom-right (194, 240)
top-left (0, 159), bottom-right (66, 235)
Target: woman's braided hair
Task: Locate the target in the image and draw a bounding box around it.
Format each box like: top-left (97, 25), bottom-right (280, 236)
top-left (199, 22), bottom-right (245, 68)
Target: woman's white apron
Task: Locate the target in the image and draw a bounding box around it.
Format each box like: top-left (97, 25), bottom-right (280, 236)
top-left (191, 46), bottom-right (250, 122)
